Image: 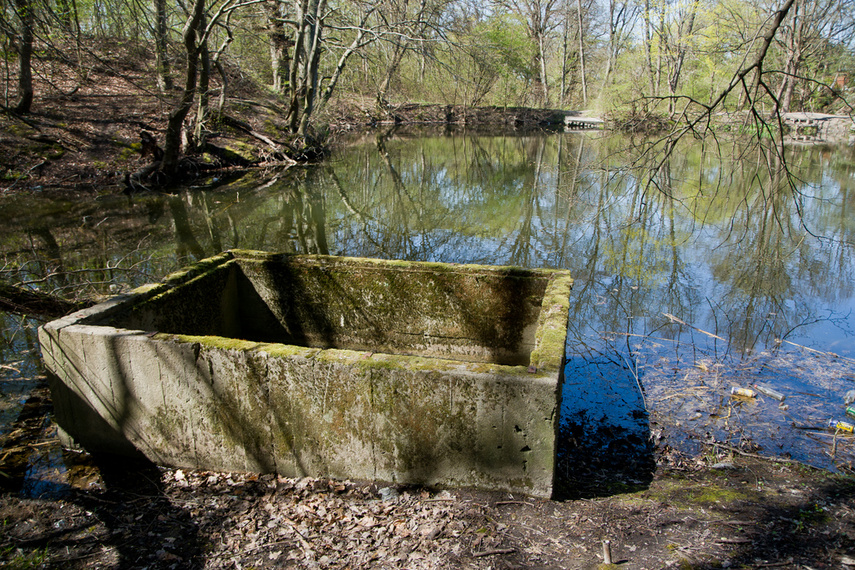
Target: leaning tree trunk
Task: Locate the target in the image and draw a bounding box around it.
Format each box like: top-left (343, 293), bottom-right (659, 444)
top-left (13, 0), bottom-right (34, 114)
top-left (161, 0), bottom-right (206, 176)
top-left (0, 283), bottom-right (92, 319)
top-left (376, 41), bottom-right (406, 108)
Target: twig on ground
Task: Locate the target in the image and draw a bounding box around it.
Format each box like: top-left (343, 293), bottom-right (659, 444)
top-left (473, 548), bottom-right (515, 557)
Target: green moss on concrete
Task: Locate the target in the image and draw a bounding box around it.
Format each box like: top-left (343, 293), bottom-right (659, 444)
top-left (132, 283), bottom-right (165, 295)
top-left (165, 334), bottom-right (262, 352)
top-left (161, 251), bottom-right (234, 284)
top-left (529, 273), bottom-right (573, 372)
top-left (231, 251), bottom-right (562, 366)
top-left (56, 250), bottom-right (566, 496)
top-left (262, 344), bottom-right (320, 359)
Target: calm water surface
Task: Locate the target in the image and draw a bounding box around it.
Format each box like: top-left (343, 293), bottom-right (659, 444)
top-left (2, 128), bottom-right (854, 490)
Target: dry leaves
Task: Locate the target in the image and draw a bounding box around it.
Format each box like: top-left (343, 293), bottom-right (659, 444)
top-left (167, 471), bottom-right (508, 569)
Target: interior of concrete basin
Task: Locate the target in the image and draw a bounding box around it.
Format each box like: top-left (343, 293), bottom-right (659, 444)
top-left (98, 252), bottom-right (552, 367)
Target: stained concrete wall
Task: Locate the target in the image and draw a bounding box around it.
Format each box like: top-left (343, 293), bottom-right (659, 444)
top-left (39, 251), bottom-right (572, 497)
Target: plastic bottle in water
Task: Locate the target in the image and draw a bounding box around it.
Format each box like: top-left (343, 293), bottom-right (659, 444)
top-left (845, 406), bottom-right (855, 419)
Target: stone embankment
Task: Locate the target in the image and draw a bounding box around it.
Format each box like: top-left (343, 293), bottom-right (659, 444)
top-left (333, 103), bottom-right (603, 131)
top-left (782, 112), bottom-right (855, 143)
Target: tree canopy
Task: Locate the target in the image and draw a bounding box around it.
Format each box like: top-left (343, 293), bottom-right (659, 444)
top-left (1, 0), bottom-right (852, 157)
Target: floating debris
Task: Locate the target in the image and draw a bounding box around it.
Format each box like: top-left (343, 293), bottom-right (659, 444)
top-left (754, 384), bottom-right (786, 401)
top-left (846, 406), bottom-right (855, 419)
top-left (731, 387), bottom-right (756, 398)
top-left (845, 390), bottom-right (855, 405)
top-left (828, 419), bottom-right (855, 433)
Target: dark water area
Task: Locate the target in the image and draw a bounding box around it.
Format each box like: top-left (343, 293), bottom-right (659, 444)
top-left (2, 128), bottom-right (855, 497)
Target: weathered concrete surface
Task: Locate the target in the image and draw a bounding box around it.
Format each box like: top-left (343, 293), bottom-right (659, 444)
top-left (39, 251), bottom-right (572, 497)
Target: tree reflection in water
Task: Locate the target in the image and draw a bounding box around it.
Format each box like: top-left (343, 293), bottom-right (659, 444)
top-left (1, 129), bottom-right (854, 479)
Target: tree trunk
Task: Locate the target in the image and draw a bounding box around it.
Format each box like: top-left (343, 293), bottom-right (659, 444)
top-left (297, 0), bottom-right (327, 137)
top-left (194, 8), bottom-right (211, 147)
top-left (601, 0), bottom-right (615, 93)
top-left (154, 0), bottom-right (173, 93)
top-left (643, 0), bottom-right (656, 97)
top-left (266, 0), bottom-right (293, 92)
top-left (377, 43), bottom-right (406, 107)
top-left (212, 27), bottom-right (234, 118)
top-left (318, 9), bottom-right (375, 111)
top-left (576, 0), bottom-right (587, 104)
top-left (560, 0), bottom-right (569, 105)
top-left (536, 31), bottom-right (550, 106)
top-left (772, 0), bottom-right (803, 115)
top-left (286, 0), bottom-right (310, 132)
top-left (13, 0), bottom-right (34, 114)
top-left (667, 0), bottom-right (698, 115)
top-left (54, 0), bottom-right (74, 30)
top-left (161, 0), bottom-right (206, 176)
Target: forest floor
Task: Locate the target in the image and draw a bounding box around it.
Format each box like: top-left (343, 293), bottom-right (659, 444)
top-left (0, 44), bottom-right (300, 196)
top-left (2, 47), bottom-right (855, 570)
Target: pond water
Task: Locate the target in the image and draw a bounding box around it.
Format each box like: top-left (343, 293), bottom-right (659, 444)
top-left (2, 127), bottom-right (854, 496)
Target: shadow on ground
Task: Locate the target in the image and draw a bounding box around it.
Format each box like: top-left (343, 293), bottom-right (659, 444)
top-left (553, 351), bottom-right (656, 500)
top-left (0, 383), bottom-right (203, 568)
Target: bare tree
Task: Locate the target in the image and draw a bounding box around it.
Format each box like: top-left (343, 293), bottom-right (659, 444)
top-left (374, 0), bottom-right (450, 107)
top-left (599, 0), bottom-right (638, 92)
top-left (664, 0), bottom-right (700, 115)
top-left (770, 0), bottom-right (855, 113)
top-left (640, 0), bottom-right (798, 189)
top-left (161, 0), bottom-right (208, 175)
top-left (494, 0), bottom-right (561, 106)
top-left (12, 0), bottom-right (34, 113)
top-left (264, 0), bottom-right (293, 93)
top-left (575, 0), bottom-right (587, 104)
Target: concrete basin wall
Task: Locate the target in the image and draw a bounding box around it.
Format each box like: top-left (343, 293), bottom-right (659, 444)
top-left (39, 251), bottom-right (572, 497)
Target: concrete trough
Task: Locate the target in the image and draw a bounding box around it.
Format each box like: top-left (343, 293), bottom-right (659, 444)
top-left (39, 250), bottom-right (572, 497)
